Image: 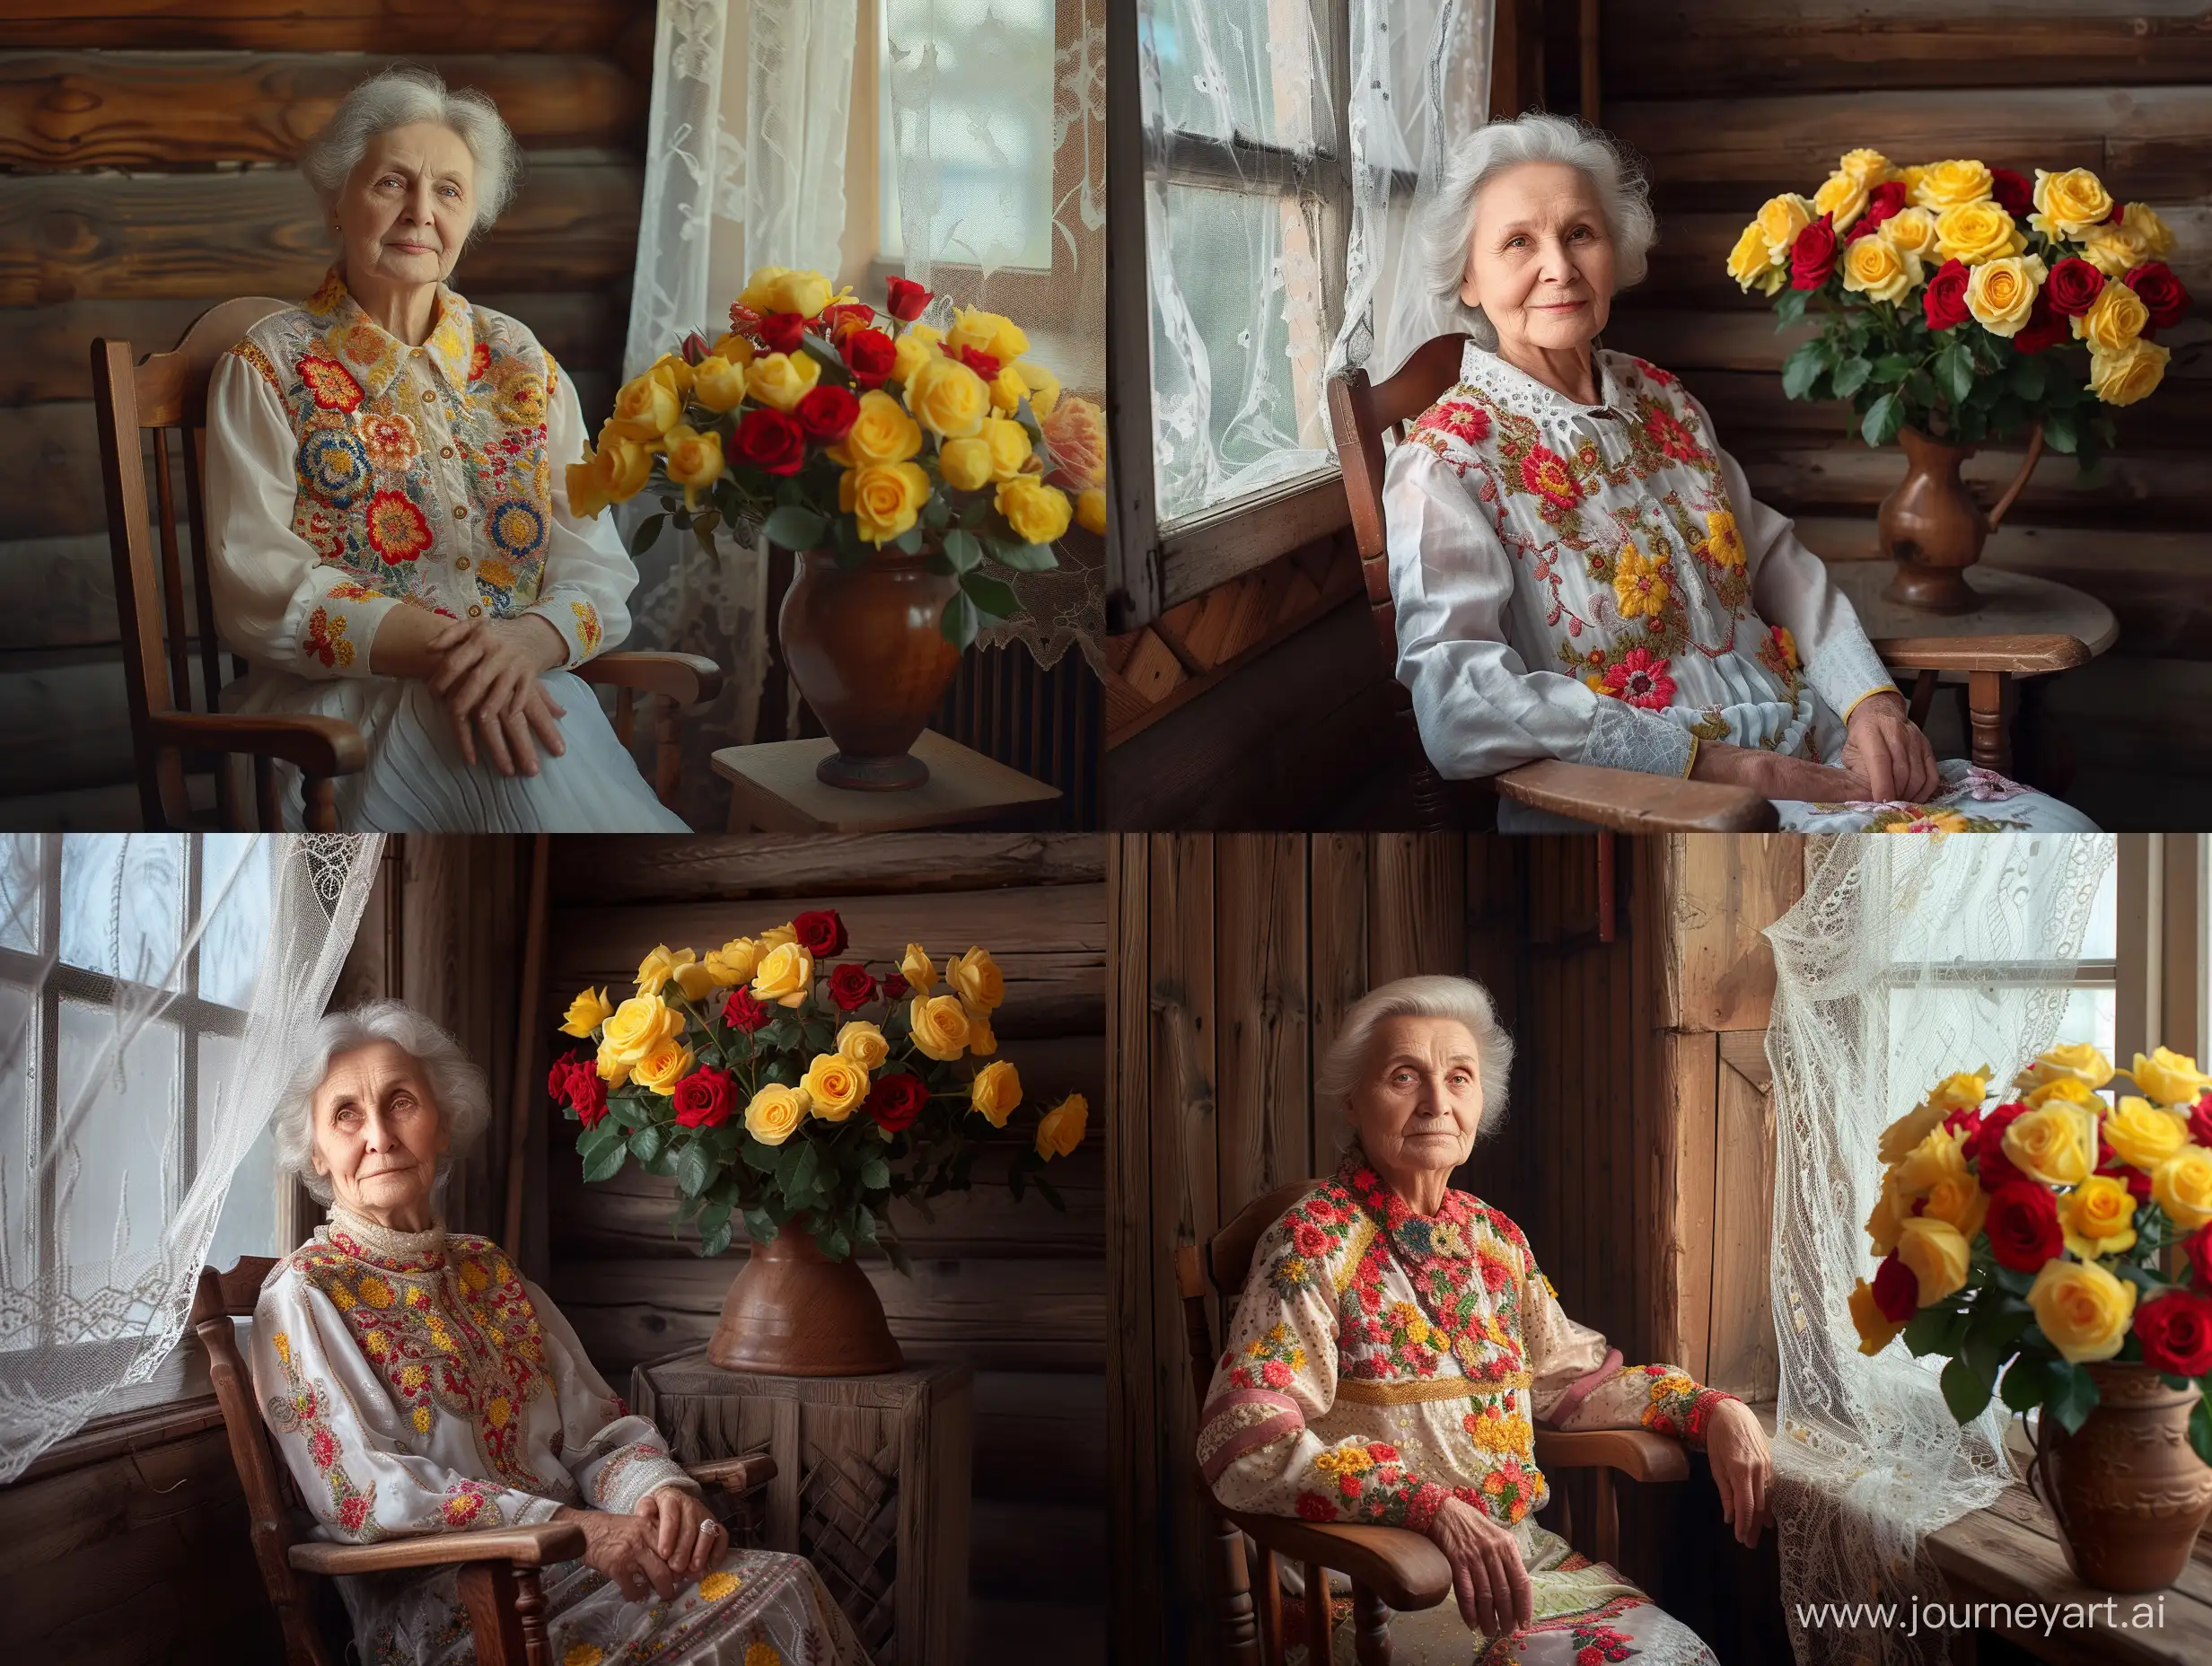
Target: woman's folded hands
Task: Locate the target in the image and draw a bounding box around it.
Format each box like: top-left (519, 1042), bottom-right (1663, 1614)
top-left (1426, 1492), bottom-right (1535, 1639)
top-left (422, 614), bottom-right (571, 777)
top-left (555, 1485), bottom-right (724, 1604)
top-left (1688, 689), bottom-right (1940, 804)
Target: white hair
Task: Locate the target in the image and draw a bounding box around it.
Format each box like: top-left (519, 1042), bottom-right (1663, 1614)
top-left (271, 1000), bottom-right (492, 1206)
top-left (299, 66), bottom-right (521, 235)
top-left (1315, 975), bottom-right (1515, 1144)
top-left (1417, 112), bottom-right (1656, 350)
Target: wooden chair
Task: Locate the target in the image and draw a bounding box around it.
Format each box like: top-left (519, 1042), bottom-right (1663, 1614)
top-left (1178, 1179), bottom-right (1690, 1666)
top-left (1326, 335), bottom-right (2091, 834)
top-left (193, 1257), bottom-right (775, 1666)
top-left (92, 300), bottom-right (724, 831)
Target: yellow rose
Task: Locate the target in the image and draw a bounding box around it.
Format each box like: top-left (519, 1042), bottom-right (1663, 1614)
top-left (1838, 148), bottom-right (1894, 186)
top-left (1848, 1277), bottom-right (1905, 1357)
top-left (2029, 167), bottom-right (2114, 240)
top-left (648, 353), bottom-right (696, 399)
top-left (1895, 163), bottom-right (1927, 197)
top-left (969, 1058), bottom-right (1022, 1128)
top-left (909, 992), bottom-right (970, 1062)
top-left (692, 355), bottom-right (751, 412)
top-left (900, 943), bottom-right (936, 995)
top-left (981, 416), bottom-right (1036, 482)
top-left (937, 435), bottom-right (995, 493)
top-left (946, 306), bottom-right (1030, 365)
top-left (2074, 279), bottom-right (2148, 353)
top-left (2103, 1097), bottom-right (2189, 1172)
top-left (1912, 159), bottom-right (1993, 211)
top-left (2018, 1043), bottom-right (2115, 1092)
top-left (750, 941), bottom-right (815, 1008)
top-left (2076, 220), bottom-right (2149, 279)
top-left (607, 370), bottom-right (682, 442)
top-left (2025, 1075), bottom-right (2103, 1111)
top-left (1964, 254), bottom-right (2045, 338)
top-left (737, 265), bottom-right (790, 311)
top-left (1075, 487), bottom-right (1106, 535)
top-left (709, 332), bottom-right (757, 370)
top-left (1927, 1072), bottom-right (1989, 1115)
top-left (2153, 1147), bottom-right (2212, 1230)
top-left (1876, 1100), bottom-right (1947, 1165)
top-left (743, 1083), bottom-right (811, 1145)
top-left (2129, 1047), bottom-right (2212, 1107)
top-left (632, 1039), bottom-right (695, 1096)
top-left (905, 354), bottom-right (992, 440)
top-left (1014, 360), bottom-right (1061, 417)
top-left (1877, 206), bottom-right (1942, 262)
top-left (741, 266), bottom-right (832, 319)
top-left (1896, 1216), bottom-right (1970, 1306)
top-left (891, 323), bottom-right (944, 387)
top-left (571, 434), bottom-right (655, 514)
top-left (831, 389), bottom-right (924, 468)
top-left (996, 476), bottom-right (1073, 546)
top-left (1865, 1179), bottom-right (1906, 1256)
top-left (2002, 1101), bottom-right (2095, 1187)
top-left (2058, 1173), bottom-right (2138, 1260)
top-left (1725, 221), bottom-right (1775, 290)
top-left (2027, 1258), bottom-right (2137, 1363)
top-left (662, 424), bottom-right (725, 507)
top-left (635, 944), bottom-right (695, 997)
top-left (988, 363), bottom-right (1030, 416)
top-left (560, 986), bottom-right (613, 1038)
top-left (1754, 192), bottom-right (1815, 261)
top-left (2087, 338), bottom-right (2169, 408)
top-left (595, 1040), bottom-right (632, 1088)
top-left (745, 352), bottom-right (822, 413)
top-left (965, 1012), bottom-right (996, 1056)
top-left (839, 460), bottom-right (933, 546)
top-left (802, 1052), bottom-right (869, 1122)
top-left (1934, 200), bottom-right (2023, 266)
top-left (565, 454), bottom-right (613, 520)
top-left (946, 945), bottom-right (1005, 1013)
top-left (704, 938), bottom-right (759, 986)
top-left (601, 993), bottom-right (683, 1065)
top-left (759, 924), bottom-right (797, 950)
top-left (1893, 1125), bottom-right (1969, 1197)
top-left (2122, 201), bottom-right (2175, 259)
top-left (1923, 1172), bottom-right (1988, 1242)
top-left (1841, 234), bottom-right (1921, 305)
top-left (1813, 170), bottom-right (1870, 233)
top-left (837, 1021), bottom-right (889, 1070)
top-left (1036, 1093), bottom-right (1089, 1160)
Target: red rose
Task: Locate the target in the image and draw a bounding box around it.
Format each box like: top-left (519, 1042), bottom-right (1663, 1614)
top-left (672, 1065), bottom-right (736, 1129)
top-left (570, 1065), bottom-right (609, 1128)
top-left (2013, 294), bottom-right (2069, 355)
top-left (2096, 1131), bottom-right (2155, 1199)
top-left (549, 1056), bottom-right (580, 1105)
top-left (1872, 1251), bottom-right (1919, 1322)
top-left (1922, 259), bottom-right (1971, 330)
top-left (1850, 181), bottom-right (1908, 240)
top-left (956, 345), bottom-right (1002, 381)
top-left (844, 328), bottom-right (897, 389)
top-left (1988, 168), bottom-right (2033, 218)
top-left (723, 988), bottom-right (770, 1032)
top-left (2135, 1289), bottom-right (2212, 1378)
top-left (732, 408), bottom-right (805, 477)
top-left (865, 1071), bottom-right (928, 1133)
top-left (885, 276), bottom-right (933, 322)
top-left (2043, 257), bottom-right (2106, 318)
top-left (794, 385), bottom-right (860, 442)
top-left (758, 311), bottom-right (806, 354)
top-left (828, 961), bottom-right (878, 1011)
top-left (883, 971), bottom-right (910, 1002)
top-left (1790, 215), bottom-right (1839, 290)
top-left (2124, 261), bottom-right (2191, 331)
top-left (1984, 1181), bottom-right (2064, 1274)
top-left (1941, 1104), bottom-right (1982, 1139)
top-left (792, 908), bottom-right (847, 957)
top-left (821, 302), bottom-right (875, 342)
top-left (2186, 1223), bottom-right (2212, 1293)
top-left (680, 330), bottom-right (711, 364)
top-left (1963, 1100), bottom-right (2028, 1179)
top-left (2189, 1093), bottom-right (2212, 1152)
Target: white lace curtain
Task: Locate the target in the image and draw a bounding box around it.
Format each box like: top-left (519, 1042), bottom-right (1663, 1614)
top-left (0, 833), bottom-right (382, 1483)
top-left (1763, 833), bottom-right (2114, 1666)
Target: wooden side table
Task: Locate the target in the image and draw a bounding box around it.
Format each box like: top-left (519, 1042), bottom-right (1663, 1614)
top-left (631, 1353), bottom-right (972, 1666)
top-left (712, 729), bottom-right (1063, 831)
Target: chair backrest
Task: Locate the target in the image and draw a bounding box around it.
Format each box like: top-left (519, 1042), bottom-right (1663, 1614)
top-left (1175, 1179), bottom-right (1317, 1412)
top-left (191, 1254), bottom-right (338, 1666)
top-left (91, 298), bottom-right (287, 830)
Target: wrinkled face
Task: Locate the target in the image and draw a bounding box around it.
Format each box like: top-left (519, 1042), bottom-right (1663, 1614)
top-left (334, 121), bottom-right (478, 288)
top-left (1346, 1015), bottom-right (1485, 1179)
top-left (311, 1039), bottom-right (449, 1218)
top-left (1460, 160), bottom-right (1617, 360)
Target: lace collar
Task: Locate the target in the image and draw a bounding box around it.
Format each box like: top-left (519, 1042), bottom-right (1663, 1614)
top-left (1457, 339), bottom-right (1628, 424)
top-left (1338, 1144), bottom-right (1478, 1265)
top-left (321, 1204), bottom-right (448, 1274)
top-left (302, 264), bottom-right (476, 400)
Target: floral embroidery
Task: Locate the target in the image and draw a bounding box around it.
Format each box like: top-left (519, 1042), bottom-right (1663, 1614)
top-left (300, 355), bottom-right (364, 413)
top-left (1462, 1397), bottom-right (1534, 1460)
top-left (303, 606), bottom-right (355, 669)
top-left (1224, 1320), bottom-right (1308, 1392)
top-left (492, 367), bottom-right (548, 426)
top-left (1611, 543), bottom-right (1671, 619)
top-left (487, 497), bottom-right (548, 562)
top-left (699, 1570), bottom-right (741, 1603)
top-left (1633, 1365), bottom-right (1733, 1442)
top-left (1520, 443), bottom-right (1585, 515)
top-left (1643, 403), bottom-right (1705, 464)
top-left (1302, 1440), bottom-right (1448, 1530)
top-left (1959, 766), bottom-right (2029, 802)
top-left (365, 490), bottom-right (433, 565)
top-left (440, 1477), bottom-right (508, 1529)
top-left (1862, 805), bottom-right (2026, 834)
top-left (1567, 1622), bottom-right (1638, 1662)
top-left (359, 411), bottom-right (420, 471)
top-left (305, 268), bottom-right (351, 315)
top-left (264, 1328), bottom-right (383, 1539)
top-left (1413, 396), bottom-right (1492, 448)
top-left (298, 426), bottom-right (373, 508)
top-left (572, 601), bottom-right (601, 656)
top-left (228, 339), bottom-right (283, 395)
top-left (1699, 508), bottom-right (1745, 569)
top-left (1475, 1452), bottom-right (1540, 1524)
top-left (1260, 1179), bottom-right (1365, 1298)
top-left (1593, 647), bottom-right (1676, 709)
top-left (744, 1644), bottom-right (782, 1666)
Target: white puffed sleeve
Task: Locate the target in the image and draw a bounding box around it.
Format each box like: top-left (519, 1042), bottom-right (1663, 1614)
top-left (529, 1278), bottom-right (697, 1513)
top-left (524, 360), bottom-right (635, 669)
top-left (1384, 441), bottom-right (1697, 780)
top-left (204, 349), bottom-right (397, 679)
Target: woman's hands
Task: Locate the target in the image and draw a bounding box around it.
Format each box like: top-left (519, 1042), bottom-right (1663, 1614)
top-left (1705, 1399), bottom-right (1774, 1549)
top-left (555, 1486), bottom-right (725, 1604)
top-left (1840, 690), bottom-right (1942, 802)
top-left (1426, 1494), bottom-right (1533, 1639)
top-left (424, 615), bottom-right (570, 776)
top-left (1690, 741), bottom-right (1868, 804)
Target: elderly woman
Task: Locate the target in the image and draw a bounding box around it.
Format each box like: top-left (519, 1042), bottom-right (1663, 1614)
top-left (206, 66), bottom-right (684, 832)
top-left (253, 1001), bottom-right (865, 1666)
top-left (1383, 114), bottom-right (2097, 834)
top-left (1198, 976), bottom-right (1770, 1663)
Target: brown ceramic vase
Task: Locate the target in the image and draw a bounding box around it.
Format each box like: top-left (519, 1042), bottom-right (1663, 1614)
top-left (706, 1221), bottom-right (904, 1377)
top-left (778, 549), bottom-right (961, 791)
top-left (2027, 1363), bottom-right (2212, 1592)
top-left (1876, 424), bottom-right (2044, 615)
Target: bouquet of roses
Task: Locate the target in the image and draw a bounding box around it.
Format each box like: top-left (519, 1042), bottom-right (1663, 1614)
top-left (1727, 152), bottom-right (2189, 460)
top-left (1849, 1042), bottom-right (2212, 1457)
top-left (565, 267), bottom-right (1110, 647)
top-left (547, 908), bottom-right (1089, 1267)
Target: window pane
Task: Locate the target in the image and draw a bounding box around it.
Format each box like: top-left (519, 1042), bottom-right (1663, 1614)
top-left (2050, 985), bottom-right (2118, 1061)
top-left (0, 835), bottom-right (40, 953)
top-left (198, 837), bottom-right (272, 1010)
top-left (1142, 0), bottom-right (1332, 153)
top-left (201, 1031), bottom-right (279, 1269)
top-left (59, 836), bottom-right (186, 990)
top-left (55, 998), bottom-right (178, 1287)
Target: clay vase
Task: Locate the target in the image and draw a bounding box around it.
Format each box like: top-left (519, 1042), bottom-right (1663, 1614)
top-left (777, 549), bottom-right (962, 791)
top-left (1876, 424), bottom-right (2044, 615)
top-left (2027, 1363), bottom-right (2212, 1592)
top-left (706, 1221), bottom-right (904, 1377)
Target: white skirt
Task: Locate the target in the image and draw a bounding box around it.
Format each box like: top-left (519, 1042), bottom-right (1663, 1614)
top-left (226, 666), bottom-right (690, 833)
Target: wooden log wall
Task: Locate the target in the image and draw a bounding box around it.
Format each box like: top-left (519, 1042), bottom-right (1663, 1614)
top-left (539, 834), bottom-right (1109, 1666)
top-left (0, 2), bottom-right (653, 827)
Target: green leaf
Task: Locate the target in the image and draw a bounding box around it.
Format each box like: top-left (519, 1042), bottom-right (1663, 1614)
top-left (1774, 288), bottom-right (1809, 327)
top-left (939, 589), bottom-right (980, 649)
top-left (1941, 1355), bottom-right (1993, 1424)
top-left (673, 1140), bottom-right (714, 1198)
top-left (628, 512), bottom-right (668, 558)
top-left (761, 504), bottom-right (829, 552)
top-left (582, 1136), bottom-right (629, 1183)
top-left (860, 1156), bottom-right (891, 1191)
top-left (2191, 1397), bottom-right (2212, 1469)
top-left (2009, 355), bottom-right (2049, 402)
top-left (1781, 339), bottom-right (1829, 400)
top-left (789, 1141), bottom-right (820, 1197)
top-left (891, 523), bottom-right (925, 556)
top-left (1901, 1302), bottom-right (1956, 1357)
top-left (1998, 1355), bottom-right (2047, 1414)
top-left (944, 529), bottom-right (984, 573)
top-left (1861, 391), bottom-right (1904, 448)
top-left (698, 1215), bottom-right (734, 1258)
top-left (1935, 346), bottom-right (1976, 408)
top-left (742, 1206), bottom-right (778, 1244)
top-left (1830, 355), bottom-right (1872, 400)
top-left (2044, 408), bottom-right (2080, 454)
top-left (1869, 354), bottom-right (1913, 387)
top-left (960, 573), bottom-right (1020, 619)
top-left (1962, 1305), bottom-right (2034, 1386)
top-left (2046, 1362), bottom-right (2102, 1435)
top-left (994, 539), bottom-right (1059, 573)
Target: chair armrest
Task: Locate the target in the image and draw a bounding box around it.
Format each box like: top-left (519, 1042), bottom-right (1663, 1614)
top-left (1532, 1426), bottom-right (1690, 1485)
top-left (575, 651), bottom-right (724, 706)
top-left (1494, 760), bottom-right (1779, 832)
top-left (684, 1454), bottom-right (776, 1493)
top-left (1222, 1508), bottom-right (1453, 1612)
top-left (289, 1522), bottom-right (587, 1576)
top-left (146, 711), bottom-right (366, 778)
top-left (1870, 634), bottom-right (2089, 675)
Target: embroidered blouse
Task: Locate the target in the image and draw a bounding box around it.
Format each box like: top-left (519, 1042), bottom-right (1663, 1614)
top-left (250, 1207), bottom-right (693, 1541)
top-left (1198, 1150), bottom-right (1735, 1533)
top-left (1382, 343), bottom-right (1897, 782)
top-left (206, 267), bottom-right (634, 680)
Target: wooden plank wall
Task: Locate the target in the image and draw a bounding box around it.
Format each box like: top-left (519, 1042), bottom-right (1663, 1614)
top-left (1598, 0), bottom-right (2212, 826)
top-left (0, 2), bottom-right (652, 827)
top-left (539, 834), bottom-right (1109, 1666)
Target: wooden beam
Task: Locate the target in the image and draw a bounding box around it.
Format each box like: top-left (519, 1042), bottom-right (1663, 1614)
top-left (0, 0), bottom-right (636, 54)
top-left (546, 832), bottom-right (1106, 903)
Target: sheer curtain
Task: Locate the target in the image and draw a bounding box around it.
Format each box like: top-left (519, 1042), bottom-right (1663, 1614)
top-left (1763, 833), bottom-right (2115, 1666)
top-left (0, 833), bottom-right (382, 1483)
